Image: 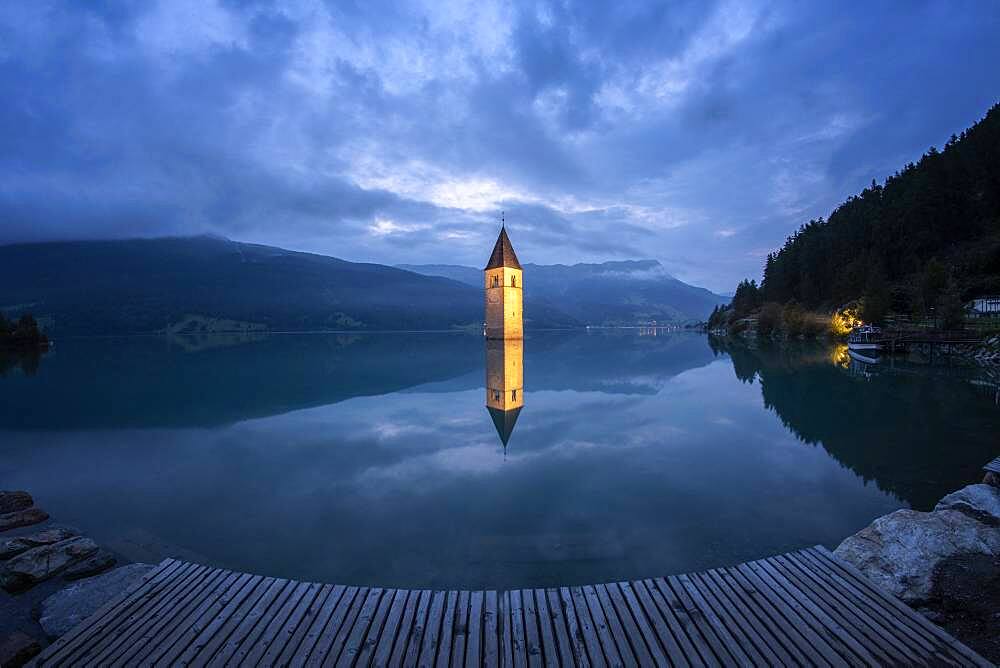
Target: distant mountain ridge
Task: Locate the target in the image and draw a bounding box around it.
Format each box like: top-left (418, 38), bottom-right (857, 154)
top-left (0, 236), bottom-right (579, 335)
top-left (398, 260), bottom-right (727, 324)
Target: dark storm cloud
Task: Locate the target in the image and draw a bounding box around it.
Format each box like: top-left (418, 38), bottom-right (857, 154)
top-left (0, 1), bottom-right (998, 291)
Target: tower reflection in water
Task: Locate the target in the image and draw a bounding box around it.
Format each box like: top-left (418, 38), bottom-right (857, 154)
top-left (485, 338), bottom-right (523, 452)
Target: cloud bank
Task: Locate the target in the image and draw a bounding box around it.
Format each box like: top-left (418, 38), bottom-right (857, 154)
top-left (1, 1), bottom-right (998, 290)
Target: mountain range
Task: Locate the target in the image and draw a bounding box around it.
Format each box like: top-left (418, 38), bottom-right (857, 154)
top-left (399, 260), bottom-right (727, 324)
top-left (0, 236), bottom-right (724, 335)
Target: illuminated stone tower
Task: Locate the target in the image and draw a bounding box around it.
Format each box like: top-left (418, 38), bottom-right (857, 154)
top-left (484, 218), bottom-right (523, 340)
top-left (486, 337), bottom-right (523, 447)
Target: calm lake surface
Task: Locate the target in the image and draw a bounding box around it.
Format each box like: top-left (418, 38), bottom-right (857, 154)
top-left (1, 331), bottom-right (996, 590)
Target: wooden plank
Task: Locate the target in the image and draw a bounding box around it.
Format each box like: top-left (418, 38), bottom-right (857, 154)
top-left (734, 562), bottom-right (848, 667)
top-left (116, 567), bottom-right (241, 665)
top-left (275, 583), bottom-right (338, 665)
top-left (99, 565), bottom-right (227, 666)
top-left (615, 581), bottom-right (669, 667)
top-left (664, 576), bottom-right (730, 667)
top-left (716, 567), bottom-right (813, 666)
top-left (355, 587), bottom-right (400, 667)
top-left (507, 590), bottom-right (528, 668)
top-left (285, 584), bottom-right (348, 664)
top-left (698, 569), bottom-right (787, 666)
top-left (543, 588), bottom-right (576, 667)
top-left (315, 586), bottom-right (372, 667)
top-left (180, 575), bottom-right (276, 665)
top-left (418, 590), bottom-right (447, 667)
top-left (556, 588), bottom-right (591, 667)
top-left (401, 590), bottom-right (433, 667)
top-left (649, 577), bottom-right (719, 666)
top-left (531, 589), bottom-right (559, 667)
top-left (336, 587), bottom-right (387, 667)
top-left (581, 584), bottom-right (626, 667)
top-left (483, 590), bottom-right (500, 668)
top-left (207, 577), bottom-right (292, 666)
top-left (795, 548), bottom-right (939, 654)
top-left (451, 589), bottom-right (470, 668)
top-left (497, 591), bottom-right (514, 666)
top-left (597, 583), bottom-right (653, 666)
top-left (568, 587), bottom-right (605, 667)
top-left (772, 554), bottom-right (905, 666)
top-left (751, 557), bottom-right (873, 665)
top-left (256, 581), bottom-right (325, 666)
top-left (628, 579), bottom-right (689, 668)
top-left (520, 589), bottom-right (543, 667)
top-left (521, 589), bottom-right (559, 666)
top-left (435, 591), bottom-right (458, 668)
top-left (687, 571), bottom-right (771, 665)
top-left (305, 585), bottom-right (362, 666)
top-left (465, 590), bottom-right (484, 668)
top-left (372, 589), bottom-right (411, 667)
top-left (807, 546), bottom-right (990, 666)
top-left (636, 578), bottom-right (698, 667)
top-left (161, 571), bottom-right (262, 665)
top-left (59, 562), bottom-right (206, 666)
top-left (388, 589), bottom-right (423, 667)
top-left (800, 548), bottom-right (970, 664)
top-left (234, 580), bottom-right (317, 666)
top-left (36, 558), bottom-right (181, 666)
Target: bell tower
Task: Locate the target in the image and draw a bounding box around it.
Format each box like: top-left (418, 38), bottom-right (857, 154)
top-left (484, 214), bottom-right (523, 340)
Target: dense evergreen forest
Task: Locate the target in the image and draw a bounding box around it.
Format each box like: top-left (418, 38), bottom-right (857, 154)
top-left (715, 102), bottom-right (1000, 328)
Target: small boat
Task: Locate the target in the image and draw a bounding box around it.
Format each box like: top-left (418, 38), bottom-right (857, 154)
top-left (848, 325), bottom-right (882, 351)
top-left (848, 348), bottom-right (880, 364)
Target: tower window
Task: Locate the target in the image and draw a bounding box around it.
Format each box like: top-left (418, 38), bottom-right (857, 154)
top-left (492, 275), bottom-right (499, 288)
top-left (511, 275), bottom-right (517, 287)
top-left (511, 389), bottom-right (517, 401)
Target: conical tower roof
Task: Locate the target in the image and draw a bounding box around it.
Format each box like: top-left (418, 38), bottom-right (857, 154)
top-left (484, 227), bottom-right (522, 270)
top-left (487, 406), bottom-right (522, 446)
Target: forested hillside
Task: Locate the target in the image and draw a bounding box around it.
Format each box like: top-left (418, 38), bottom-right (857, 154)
top-left (733, 103), bottom-right (1000, 321)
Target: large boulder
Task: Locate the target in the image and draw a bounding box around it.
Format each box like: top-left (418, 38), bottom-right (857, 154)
top-left (0, 528), bottom-right (77, 560)
top-left (0, 508), bottom-right (48, 533)
top-left (63, 550), bottom-right (117, 580)
top-left (0, 492), bottom-right (33, 515)
top-left (935, 483), bottom-right (1000, 527)
top-left (834, 508), bottom-right (1000, 604)
top-left (0, 537), bottom-right (98, 592)
top-left (40, 563), bottom-right (155, 638)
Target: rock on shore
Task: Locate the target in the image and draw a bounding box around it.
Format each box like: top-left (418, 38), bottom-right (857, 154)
top-left (0, 509), bottom-right (49, 533)
top-left (0, 493), bottom-right (33, 515)
top-left (834, 506), bottom-right (1000, 603)
top-left (835, 480), bottom-right (1000, 662)
top-left (0, 529), bottom-right (77, 561)
top-left (0, 538), bottom-right (98, 592)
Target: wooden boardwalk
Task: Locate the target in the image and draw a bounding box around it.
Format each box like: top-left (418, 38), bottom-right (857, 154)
top-left (33, 546), bottom-right (987, 666)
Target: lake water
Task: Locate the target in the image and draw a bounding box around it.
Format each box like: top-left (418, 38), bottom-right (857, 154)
top-left (1, 331), bottom-right (996, 590)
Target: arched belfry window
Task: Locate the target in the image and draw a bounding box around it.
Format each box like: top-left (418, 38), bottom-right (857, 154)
top-left (511, 275), bottom-right (517, 287)
top-left (492, 275), bottom-right (499, 288)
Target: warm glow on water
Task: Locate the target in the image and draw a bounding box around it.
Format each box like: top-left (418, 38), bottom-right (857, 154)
top-left (1, 331), bottom-right (995, 589)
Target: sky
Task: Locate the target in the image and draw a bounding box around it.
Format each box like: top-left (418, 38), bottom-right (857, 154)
top-left (1, 1), bottom-right (998, 292)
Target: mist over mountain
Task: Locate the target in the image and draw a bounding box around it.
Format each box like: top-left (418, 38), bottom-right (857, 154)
top-left (0, 236), bottom-right (579, 335)
top-left (399, 260), bottom-right (728, 324)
